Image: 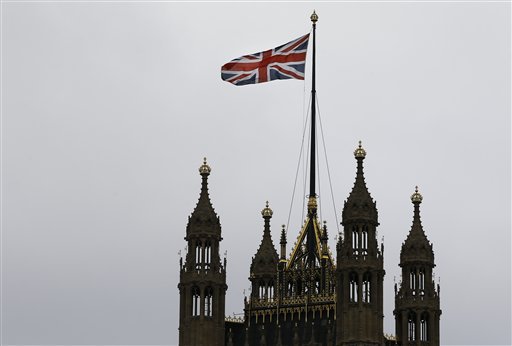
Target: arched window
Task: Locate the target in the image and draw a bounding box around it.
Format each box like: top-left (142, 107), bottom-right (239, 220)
top-left (352, 226), bottom-right (359, 255)
top-left (419, 268), bottom-right (425, 293)
top-left (268, 281), bottom-right (274, 301)
top-left (349, 272), bottom-right (358, 302)
top-left (195, 241), bottom-right (202, 269)
top-left (362, 272), bottom-right (371, 303)
top-left (192, 286), bottom-right (200, 317)
top-left (408, 311), bottom-right (416, 341)
top-left (204, 241), bottom-right (212, 269)
top-left (362, 226), bottom-right (368, 256)
top-left (420, 312), bottom-right (428, 341)
top-left (410, 268), bottom-right (417, 294)
top-left (259, 280), bottom-right (266, 300)
top-left (204, 287), bottom-right (213, 317)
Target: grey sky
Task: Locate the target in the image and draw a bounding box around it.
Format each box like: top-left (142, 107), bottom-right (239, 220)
top-left (1, 2), bottom-right (510, 345)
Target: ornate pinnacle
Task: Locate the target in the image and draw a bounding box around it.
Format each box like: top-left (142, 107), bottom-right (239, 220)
top-left (261, 201), bottom-right (273, 218)
top-left (199, 157), bottom-right (211, 175)
top-left (411, 186), bottom-right (423, 204)
top-left (354, 141), bottom-right (366, 159)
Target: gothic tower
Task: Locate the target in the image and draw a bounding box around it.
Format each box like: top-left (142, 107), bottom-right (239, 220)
top-left (336, 142), bottom-right (385, 345)
top-left (179, 158), bottom-right (227, 346)
top-left (246, 202), bottom-right (279, 345)
top-left (394, 187), bottom-right (441, 346)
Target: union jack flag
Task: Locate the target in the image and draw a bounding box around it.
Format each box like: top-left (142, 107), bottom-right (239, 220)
top-left (221, 33), bottom-right (310, 86)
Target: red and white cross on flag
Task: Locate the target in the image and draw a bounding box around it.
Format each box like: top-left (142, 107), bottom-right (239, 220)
top-left (221, 33), bottom-right (310, 86)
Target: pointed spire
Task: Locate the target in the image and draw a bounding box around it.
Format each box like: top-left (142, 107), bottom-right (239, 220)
top-left (321, 221), bottom-right (329, 256)
top-left (251, 201), bottom-right (279, 276)
top-left (321, 221), bottom-right (328, 242)
top-left (400, 186), bottom-right (434, 264)
top-left (280, 224), bottom-right (287, 260)
top-left (187, 157), bottom-right (220, 237)
top-left (342, 141), bottom-right (378, 224)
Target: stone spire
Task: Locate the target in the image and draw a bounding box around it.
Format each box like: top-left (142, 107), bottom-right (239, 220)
top-left (400, 186), bottom-right (434, 264)
top-left (179, 158), bottom-right (226, 346)
top-left (280, 224), bottom-right (287, 260)
top-left (186, 158), bottom-right (220, 237)
top-left (394, 187), bottom-right (441, 346)
top-left (337, 142), bottom-right (384, 346)
top-left (251, 202), bottom-right (279, 276)
top-left (342, 141), bottom-right (378, 225)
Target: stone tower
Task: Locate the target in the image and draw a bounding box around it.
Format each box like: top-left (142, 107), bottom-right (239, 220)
top-left (336, 142), bottom-right (385, 345)
top-left (246, 202), bottom-right (279, 344)
top-left (394, 187), bottom-right (441, 346)
top-left (178, 158), bottom-right (227, 346)
top-left (250, 202), bottom-right (279, 304)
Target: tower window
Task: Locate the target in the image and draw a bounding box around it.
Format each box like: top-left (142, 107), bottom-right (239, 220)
top-left (349, 272), bottom-right (358, 302)
top-left (419, 268), bottom-right (425, 293)
top-left (195, 241), bottom-right (202, 269)
top-left (192, 286), bottom-right (200, 317)
top-left (410, 268), bottom-right (417, 293)
top-left (204, 287), bottom-right (213, 317)
top-left (362, 272), bottom-right (371, 303)
top-left (352, 227), bottom-right (359, 255)
top-left (268, 281), bottom-right (274, 301)
top-left (362, 226), bottom-right (368, 256)
top-left (259, 280), bottom-right (266, 300)
top-left (408, 312), bottom-right (416, 341)
top-left (205, 241), bottom-right (212, 269)
top-left (420, 312), bottom-right (428, 341)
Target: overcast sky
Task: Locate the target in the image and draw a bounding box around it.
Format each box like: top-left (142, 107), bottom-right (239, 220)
top-left (1, 2), bottom-right (510, 345)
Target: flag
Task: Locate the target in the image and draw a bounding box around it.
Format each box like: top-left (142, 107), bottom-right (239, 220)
top-left (221, 33), bottom-right (310, 86)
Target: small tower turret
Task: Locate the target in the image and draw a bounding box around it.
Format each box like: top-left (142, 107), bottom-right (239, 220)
top-left (394, 187), bottom-right (441, 346)
top-left (249, 202), bottom-right (279, 302)
top-left (336, 142), bottom-right (385, 346)
top-left (178, 158), bottom-right (227, 346)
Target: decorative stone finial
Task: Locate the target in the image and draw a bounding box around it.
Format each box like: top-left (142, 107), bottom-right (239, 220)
top-left (310, 10), bottom-right (318, 24)
top-left (411, 186), bottom-right (423, 203)
top-left (261, 201), bottom-right (273, 217)
top-left (199, 157), bottom-right (211, 175)
top-left (354, 141), bottom-right (366, 159)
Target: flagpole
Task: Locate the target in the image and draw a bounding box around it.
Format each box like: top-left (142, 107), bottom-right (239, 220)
top-left (309, 11), bottom-right (318, 211)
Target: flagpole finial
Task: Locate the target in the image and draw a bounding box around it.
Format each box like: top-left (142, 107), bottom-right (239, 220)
top-left (310, 11), bottom-right (318, 24)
